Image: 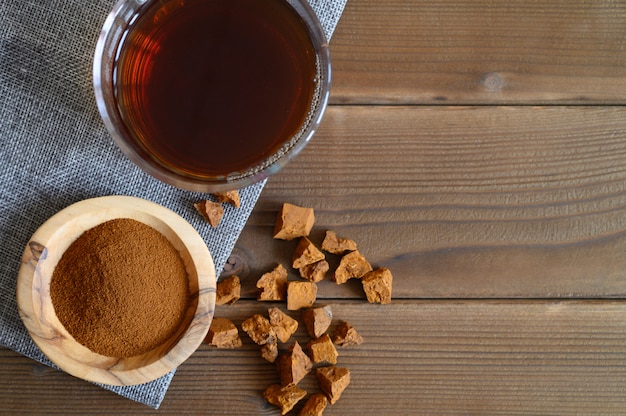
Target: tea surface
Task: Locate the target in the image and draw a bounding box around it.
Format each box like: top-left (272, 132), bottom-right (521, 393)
top-left (115, 0), bottom-right (317, 177)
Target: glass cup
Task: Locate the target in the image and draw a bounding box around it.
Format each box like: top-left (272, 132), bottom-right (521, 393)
top-left (93, 0), bottom-right (331, 193)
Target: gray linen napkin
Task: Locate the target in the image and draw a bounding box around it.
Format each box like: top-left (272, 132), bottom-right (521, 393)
top-left (0, 0), bottom-right (346, 409)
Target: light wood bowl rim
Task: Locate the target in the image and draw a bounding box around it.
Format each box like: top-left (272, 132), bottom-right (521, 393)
top-left (16, 195), bottom-right (216, 386)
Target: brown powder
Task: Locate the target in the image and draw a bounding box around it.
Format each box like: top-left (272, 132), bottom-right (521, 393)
top-left (50, 218), bottom-right (190, 358)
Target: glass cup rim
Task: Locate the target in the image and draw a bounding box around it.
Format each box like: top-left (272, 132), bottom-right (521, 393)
top-left (93, 0), bottom-right (331, 193)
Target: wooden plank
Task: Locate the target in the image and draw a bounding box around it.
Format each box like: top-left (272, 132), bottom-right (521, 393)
top-left (330, 0), bottom-right (626, 104)
top-left (3, 300), bottom-right (626, 415)
top-left (229, 105), bottom-right (626, 298)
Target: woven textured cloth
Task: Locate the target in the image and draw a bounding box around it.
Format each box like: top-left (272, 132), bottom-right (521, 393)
top-left (0, 0), bottom-right (346, 409)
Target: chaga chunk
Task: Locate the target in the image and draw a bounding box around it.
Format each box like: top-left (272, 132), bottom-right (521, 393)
top-left (273, 203), bottom-right (315, 240)
top-left (301, 306), bottom-right (333, 339)
top-left (193, 200), bottom-right (224, 227)
top-left (316, 366), bottom-right (351, 405)
top-left (261, 338), bottom-right (279, 363)
top-left (321, 230), bottom-right (357, 255)
top-left (268, 307), bottom-right (299, 343)
top-left (263, 384), bottom-right (307, 415)
top-left (277, 341), bottom-right (313, 387)
top-left (331, 321), bottom-right (364, 347)
top-left (298, 259), bottom-right (329, 283)
top-left (306, 334), bottom-right (338, 365)
top-left (215, 274), bottom-right (241, 305)
top-left (205, 317), bottom-right (242, 349)
top-left (298, 393), bottom-right (328, 416)
top-left (334, 250), bottom-right (373, 284)
top-left (213, 190), bottom-right (240, 208)
top-left (292, 237), bottom-right (325, 269)
top-left (287, 281), bottom-right (318, 311)
top-left (362, 267), bottom-right (393, 304)
top-left (241, 314), bottom-right (276, 346)
top-left (256, 264), bottom-right (288, 301)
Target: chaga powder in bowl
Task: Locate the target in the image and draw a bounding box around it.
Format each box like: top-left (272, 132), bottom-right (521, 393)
top-left (50, 218), bottom-right (190, 359)
top-left (16, 196), bottom-right (216, 386)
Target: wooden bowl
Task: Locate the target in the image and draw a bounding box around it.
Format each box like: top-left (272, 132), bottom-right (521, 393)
top-left (16, 195), bottom-right (216, 386)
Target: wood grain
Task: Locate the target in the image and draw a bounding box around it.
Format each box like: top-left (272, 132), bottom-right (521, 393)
top-left (228, 106), bottom-right (626, 298)
top-left (3, 300), bottom-right (626, 415)
top-left (330, 0), bottom-right (626, 105)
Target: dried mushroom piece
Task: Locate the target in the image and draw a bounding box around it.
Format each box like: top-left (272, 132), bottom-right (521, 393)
top-left (194, 200), bottom-right (224, 227)
top-left (263, 384), bottom-right (307, 415)
top-left (321, 230), bottom-right (357, 255)
top-left (213, 190), bottom-right (240, 208)
top-left (316, 366), bottom-right (351, 405)
top-left (256, 264), bottom-right (288, 301)
top-left (306, 334), bottom-right (338, 365)
top-left (268, 307), bottom-right (299, 343)
top-left (287, 281), bottom-right (318, 311)
top-left (298, 259), bottom-right (329, 283)
top-left (301, 306), bottom-right (333, 339)
top-left (334, 250), bottom-right (373, 284)
top-left (292, 237), bottom-right (325, 269)
top-left (206, 317), bottom-right (242, 349)
top-left (278, 341), bottom-right (313, 387)
top-left (332, 321), bottom-right (364, 347)
top-left (261, 339), bottom-right (279, 363)
top-left (298, 393), bottom-right (328, 416)
top-left (273, 203), bottom-right (315, 240)
top-left (241, 314), bottom-right (276, 346)
top-left (362, 267), bottom-right (393, 304)
top-left (215, 274), bottom-right (241, 305)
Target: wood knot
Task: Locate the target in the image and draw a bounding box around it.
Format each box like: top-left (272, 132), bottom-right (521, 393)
top-left (480, 72), bottom-right (504, 92)
top-left (222, 248), bottom-right (250, 277)
top-left (28, 241), bottom-right (46, 260)
top-left (24, 241), bottom-right (47, 268)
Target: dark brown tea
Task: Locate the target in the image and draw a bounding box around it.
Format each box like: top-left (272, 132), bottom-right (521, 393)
top-left (114, 0), bottom-right (318, 177)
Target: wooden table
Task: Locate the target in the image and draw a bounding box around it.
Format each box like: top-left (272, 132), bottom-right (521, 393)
top-left (2, 0), bottom-right (626, 414)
